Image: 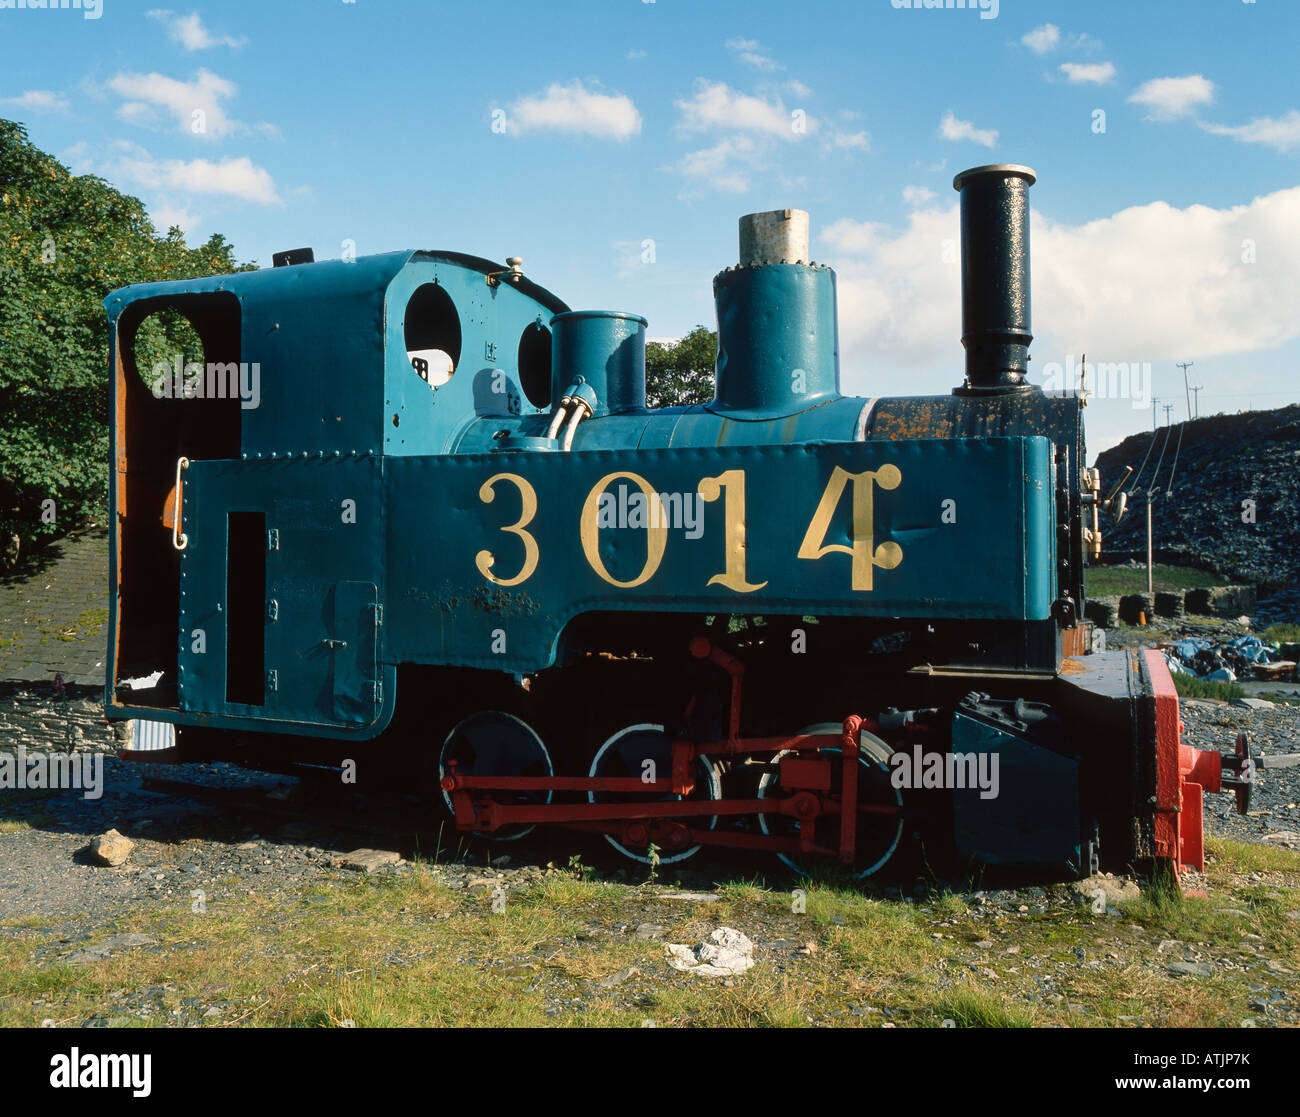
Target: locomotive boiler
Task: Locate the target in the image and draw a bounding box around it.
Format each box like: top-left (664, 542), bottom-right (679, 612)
top-left (103, 164), bottom-right (1249, 882)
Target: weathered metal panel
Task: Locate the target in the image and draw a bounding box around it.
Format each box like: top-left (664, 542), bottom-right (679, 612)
top-left (951, 708), bottom-right (1083, 871)
top-left (386, 436), bottom-right (1055, 674)
top-left (332, 581), bottom-right (380, 724)
top-left (381, 255), bottom-right (572, 458)
top-left (177, 457), bottom-right (388, 733)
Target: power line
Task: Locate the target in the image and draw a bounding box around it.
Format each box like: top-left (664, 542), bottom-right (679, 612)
top-left (1165, 419), bottom-right (1185, 496)
top-left (1127, 396), bottom-right (1162, 492)
top-left (1146, 422), bottom-right (1172, 497)
top-left (1176, 360), bottom-right (1194, 421)
top-left (1128, 425), bottom-right (1160, 492)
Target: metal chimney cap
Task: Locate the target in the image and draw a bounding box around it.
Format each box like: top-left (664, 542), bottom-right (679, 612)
top-left (738, 209), bottom-right (810, 268)
top-left (952, 164), bottom-right (1036, 190)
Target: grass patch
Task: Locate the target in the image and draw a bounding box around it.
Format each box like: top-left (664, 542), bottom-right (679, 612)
top-left (1206, 835), bottom-right (1300, 875)
top-left (1172, 673), bottom-right (1245, 701)
top-left (927, 983), bottom-right (1037, 1027)
top-left (1086, 564), bottom-right (1223, 597)
top-left (1263, 623), bottom-right (1300, 644)
top-left (3, 856), bottom-right (1297, 1029)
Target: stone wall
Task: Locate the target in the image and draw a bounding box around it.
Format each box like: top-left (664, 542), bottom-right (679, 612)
top-left (1085, 585), bottom-right (1256, 629)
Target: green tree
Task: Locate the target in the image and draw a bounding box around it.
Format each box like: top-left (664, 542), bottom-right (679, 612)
top-left (0, 119), bottom-right (249, 570)
top-left (645, 324), bottom-right (716, 410)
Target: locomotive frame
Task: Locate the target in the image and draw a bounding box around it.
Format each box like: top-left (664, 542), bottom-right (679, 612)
top-left (103, 164), bottom-right (1248, 883)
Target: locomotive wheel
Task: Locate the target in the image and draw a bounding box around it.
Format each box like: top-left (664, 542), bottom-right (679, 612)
top-left (756, 723), bottom-right (903, 878)
top-left (587, 724), bottom-right (721, 864)
top-left (439, 710), bottom-right (553, 841)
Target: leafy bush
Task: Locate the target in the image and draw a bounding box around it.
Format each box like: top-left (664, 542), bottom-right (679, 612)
top-left (645, 325), bottom-right (715, 409)
top-left (0, 118), bottom-right (249, 569)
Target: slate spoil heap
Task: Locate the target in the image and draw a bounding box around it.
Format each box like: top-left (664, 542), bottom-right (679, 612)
top-left (1097, 404), bottom-right (1300, 590)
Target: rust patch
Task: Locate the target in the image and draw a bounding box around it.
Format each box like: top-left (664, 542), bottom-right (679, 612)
top-left (471, 586), bottom-right (541, 616)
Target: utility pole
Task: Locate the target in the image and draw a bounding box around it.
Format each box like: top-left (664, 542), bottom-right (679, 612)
top-left (1163, 403), bottom-right (1173, 426)
top-left (1177, 360), bottom-right (1194, 421)
top-left (1151, 396), bottom-right (1160, 431)
top-left (1147, 491), bottom-right (1154, 598)
top-left (1190, 384), bottom-right (1202, 418)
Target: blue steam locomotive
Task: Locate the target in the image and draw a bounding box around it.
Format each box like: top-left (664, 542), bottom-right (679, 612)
top-left (103, 164), bottom-right (1246, 881)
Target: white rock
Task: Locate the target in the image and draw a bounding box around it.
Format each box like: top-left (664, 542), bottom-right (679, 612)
top-left (332, 848), bottom-right (403, 873)
top-left (90, 829), bottom-right (134, 867)
top-left (666, 927), bottom-right (756, 977)
top-left (1071, 872), bottom-right (1140, 907)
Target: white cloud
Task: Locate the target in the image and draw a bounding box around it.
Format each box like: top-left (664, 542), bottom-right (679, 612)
top-left (2, 90), bottom-right (69, 113)
top-left (506, 80), bottom-right (641, 140)
top-left (627, 49), bottom-right (647, 60)
top-left (819, 187), bottom-right (1300, 404)
top-left (902, 185), bottom-right (936, 206)
top-left (676, 135), bottom-right (761, 194)
top-left (105, 68), bottom-right (270, 140)
top-left (821, 217), bottom-right (890, 256)
top-left (939, 110), bottom-right (997, 148)
top-left (150, 204), bottom-right (199, 236)
top-left (147, 10), bottom-right (245, 51)
top-left (61, 141), bottom-right (92, 173)
top-left (832, 130), bottom-right (870, 152)
top-left (1059, 62), bottom-right (1115, 85)
top-left (113, 154), bottom-right (281, 204)
top-left (1128, 74), bottom-right (1215, 120)
top-left (1201, 109), bottom-right (1300, 153)
top-left (1022, 24), bottom-right (1060, 54)
top-left (786, 79), bottom-right (812, 98)
top-left (672, 80), bottom-right (818, 195)
top-left (676, 79), bottom-right (809, 139)
top-left (725, 37), bottom-right (784, 71)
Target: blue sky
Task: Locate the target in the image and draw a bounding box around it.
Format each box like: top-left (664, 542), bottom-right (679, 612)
top-left (4, 0), bottom-right (1300, 457)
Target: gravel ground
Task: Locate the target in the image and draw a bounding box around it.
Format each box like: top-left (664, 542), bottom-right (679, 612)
top-left (2, 682), bottom-right (1299, 1028)
top-left (1184, 702), bottom-right (1300, 847)
top-left (2, 679), bottom-right (1298, 926)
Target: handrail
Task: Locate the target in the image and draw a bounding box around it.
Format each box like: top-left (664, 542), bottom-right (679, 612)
top-left (172, 457), bottom-right (190, 551)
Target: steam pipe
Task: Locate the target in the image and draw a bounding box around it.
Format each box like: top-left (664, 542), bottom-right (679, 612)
top-left (952, 163), bottom-right (1037, 394)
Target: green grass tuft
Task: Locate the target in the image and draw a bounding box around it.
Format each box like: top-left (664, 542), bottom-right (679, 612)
top-left (1171, 673), bottom-right (1244, 701)
top-left (1086, 564), bottom-right (1223, 597)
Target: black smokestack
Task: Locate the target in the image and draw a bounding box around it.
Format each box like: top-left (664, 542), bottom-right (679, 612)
top-left (952, 164), bottom-right (1036, 394)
